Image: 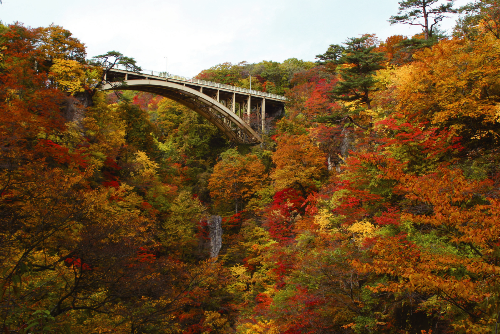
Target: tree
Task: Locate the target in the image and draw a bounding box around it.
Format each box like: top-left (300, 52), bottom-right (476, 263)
top-left (317, 35), bottom-right (385, 114)
top-left (209, 149), bottom-right (267, 213)
top-left (389, 0), bottom-right (458, 40)
top-left (89, 50), bottom-right (142, 96)
top-left (195, 62), bottom-right (243, 85)
top-left (455, 0), bottom-right (500, 39)
top-left (36, 24), bottom-right (86, 63)
top-left (270, 134), bottom-right (327, 193)
top-left (386, 34), bottom-right (500, 154)
top-left (91, 50), bottom-right (142, 73)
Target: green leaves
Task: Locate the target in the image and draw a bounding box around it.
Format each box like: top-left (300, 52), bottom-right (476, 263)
top-left (317, 35), bottom-right (385, 111)
top-left (389, 0), bottom-right (458, 39)
top-left (91, 50), bottom-right (142, 73)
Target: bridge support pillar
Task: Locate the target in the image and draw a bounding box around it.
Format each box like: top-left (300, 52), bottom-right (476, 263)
top-left (262, 98), bottom-right (266, 134)
top-left (232, 93), bottom-right (236, 115)
top-left (247, 95), bottom-right (251, 119)
top-left (216, 90), bottom-right (220, 102)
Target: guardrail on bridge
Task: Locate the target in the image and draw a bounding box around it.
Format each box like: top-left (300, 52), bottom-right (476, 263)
top-left (112, 64), bottom-right (287, 101)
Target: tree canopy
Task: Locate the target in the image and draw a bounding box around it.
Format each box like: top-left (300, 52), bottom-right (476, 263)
top-left (2, 5), bottom-right (500, 332)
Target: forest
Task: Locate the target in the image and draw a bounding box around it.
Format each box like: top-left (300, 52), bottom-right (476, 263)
top-left (1, 0), bottom-right (500, 333)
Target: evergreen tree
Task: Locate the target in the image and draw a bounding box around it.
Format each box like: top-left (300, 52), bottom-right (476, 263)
top-left (317, 35), bottom-right (385, 111)
top-left (389, 0), bottom-right (457, 40)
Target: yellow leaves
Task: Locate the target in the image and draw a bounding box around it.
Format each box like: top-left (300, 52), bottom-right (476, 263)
top-left (0, 45), bottom-right (6, 65)
top-left (347, 220), bottom-right (378, 245)
top-left (160, 190), bottom-right (204, 249)
top-left (228, 264), bottom-right (251, 292)
top-left (313, 188), bottom-right (349, 232)
top-left (83, 184), bottom-right (150, 242)
top-left (237, 319), bottom-right (281, 334)
top-left (203, 311), bottom-right (228, 332)
top-left (314, 208), bottom-right (335, 231)
top-left (37, 24), bottom-right (86, 62)
top-left (133, 150), bottom-right (160, 178)
top-left (230, 264), bottom-right (250, 279)
top-left (49, 59), bottom-right (86, 94)
top-left (452, 318), bottom-right (496, 334)
top-left (347, 220), bottom-right (377, 235)
top-left (471, 129), bottom-right (500, 140)
top-left (82, 98), bottom-right (127, 160)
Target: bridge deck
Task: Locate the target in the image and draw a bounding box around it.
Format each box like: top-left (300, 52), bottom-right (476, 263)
top-left (106, 67), bottom-right (287, 103)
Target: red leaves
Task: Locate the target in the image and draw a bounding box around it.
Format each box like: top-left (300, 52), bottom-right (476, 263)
top-left (141, 201), bottom-right (152, 210)
top-left (126, 247), bottom-right (158, 268)
top-left (265, 188), bottom-right (305, 242)
top-left (137, 247), bottom-right (156, 264)
top-left (102, 156), bottom-right (122, 189)
top-left (131, 92), bottom-right (163, 111)
top-left (255, 292), bottom-right (272, 308)
top-left (196, 219), bottom-right (210, 241)
top-left (376, 116), bottom-right (463, 159)
top-left (104, 156), bottom-right (121, 170)
top-left (37, 139), bottom-right (89, 169)
top-left (102, 180), bottom-right (120, 189)
top-left (303, 78), bottom-right (340, 117)
top-left (373, 208), bottom-right (400, 226)
top-left (64, 257), bottom-right (91, 271)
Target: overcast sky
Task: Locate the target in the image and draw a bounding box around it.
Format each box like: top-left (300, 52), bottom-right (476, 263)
top-left (1, 0), bottom-right (469, 78)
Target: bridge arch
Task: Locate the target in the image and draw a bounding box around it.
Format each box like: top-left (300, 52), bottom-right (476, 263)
top-left (101, 80), bottom-right (262, 144)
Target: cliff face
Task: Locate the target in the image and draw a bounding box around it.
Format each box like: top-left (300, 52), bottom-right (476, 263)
top-left (60, 91), bottom-right (93, 124)
top-left (208, 215), bottom-right (223, 258)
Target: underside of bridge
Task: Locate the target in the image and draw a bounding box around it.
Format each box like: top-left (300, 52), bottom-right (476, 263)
top-left (101, 79), bottom-right (265, 144)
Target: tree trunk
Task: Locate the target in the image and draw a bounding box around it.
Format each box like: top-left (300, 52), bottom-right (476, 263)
top-left (423, 1), bottom-right (430, 39)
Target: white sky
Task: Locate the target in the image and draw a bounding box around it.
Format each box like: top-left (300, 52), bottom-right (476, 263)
top-left (1, 0), bottom-right (470, 78)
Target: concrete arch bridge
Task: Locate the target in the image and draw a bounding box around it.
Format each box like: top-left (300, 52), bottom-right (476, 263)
top-left (102, 67), bottom-right (286, 144)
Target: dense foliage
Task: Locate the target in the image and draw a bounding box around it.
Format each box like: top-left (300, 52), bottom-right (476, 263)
top-left (2, 1), bottom-right (500, 332)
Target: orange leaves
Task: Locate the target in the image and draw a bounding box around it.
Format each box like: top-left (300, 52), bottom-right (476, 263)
top-left (384, 165), bottom-right (500, 249)
top-left (389, 35), bottom-right (500, 142)
top-left (209, 149), bottom-right (267, 211)
top-left (36, 24), bottom-right (86, 63)
top-left (348, 156), bottom-right (500, 329)
top-left (270, 134), bottom-right (327, 193)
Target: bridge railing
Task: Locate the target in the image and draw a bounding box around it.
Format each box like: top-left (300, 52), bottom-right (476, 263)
top-left (112, 64), bottom-right (287, 101)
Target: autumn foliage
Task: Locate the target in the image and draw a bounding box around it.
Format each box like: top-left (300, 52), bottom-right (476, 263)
top-left (3, 6), bottom-right (500, 333)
